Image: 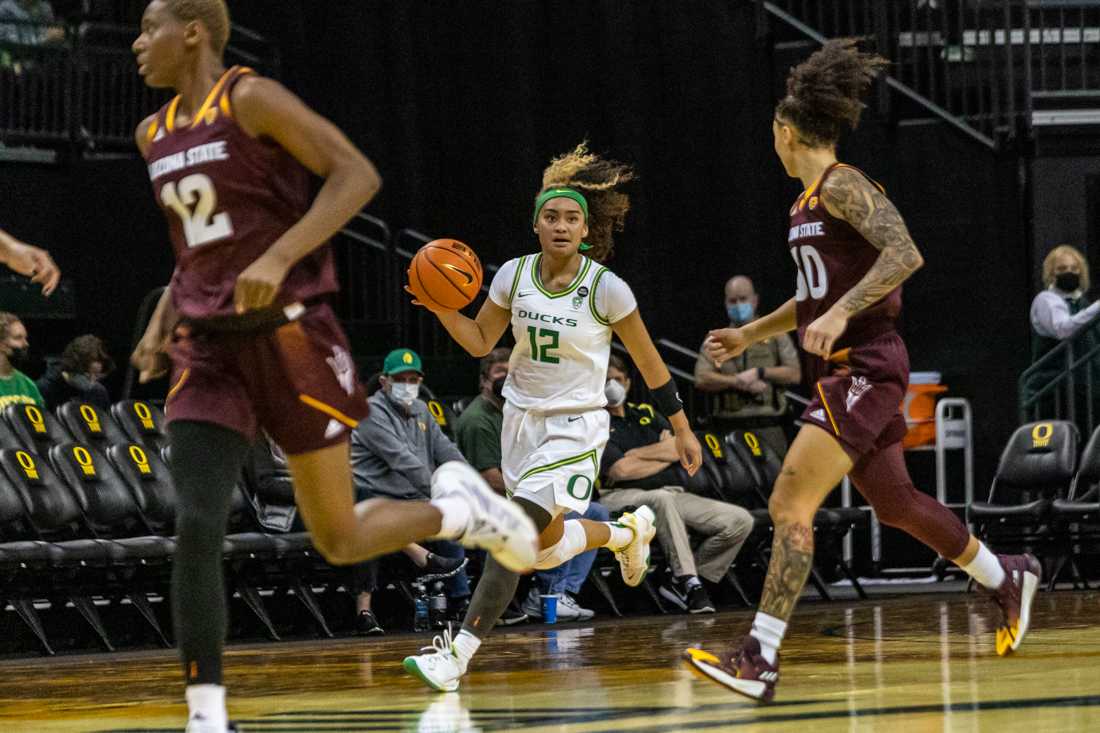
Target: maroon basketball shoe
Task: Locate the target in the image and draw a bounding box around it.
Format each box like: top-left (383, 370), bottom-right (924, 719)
top-left (988, 553), bottom-right (1042, 656)
top-left (683, 636), bottom-right (779, 702)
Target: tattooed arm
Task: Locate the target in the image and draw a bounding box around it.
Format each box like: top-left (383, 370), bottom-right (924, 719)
top-left (801, 167), bottom-right (925, 358)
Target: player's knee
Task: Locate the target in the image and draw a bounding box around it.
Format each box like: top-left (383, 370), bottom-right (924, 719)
top-left (870, 491), bottom-right (911, 529)
top-left (533, 520), bottom-right (586, 570)
top-left (310, 531), bottom-right (359, 566)
top-left (768, 486), bottom-right (808, 527)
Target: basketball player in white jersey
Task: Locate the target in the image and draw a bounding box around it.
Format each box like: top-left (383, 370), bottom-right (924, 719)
top-left (402, 144), bottom-right (703, 691)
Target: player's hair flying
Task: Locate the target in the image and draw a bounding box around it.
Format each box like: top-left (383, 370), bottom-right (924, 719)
top-left (775, 38), bottom-right (888, 148)
top-left (539, 142), bottom-right (635, 263)
top-left (163, 0), bottom-right (231, 55)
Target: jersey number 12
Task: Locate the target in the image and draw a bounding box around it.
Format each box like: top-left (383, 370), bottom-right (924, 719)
top-left (526, 326), bottom-right (560, 364)
top-left (161, 173), bottom-right (235, 248)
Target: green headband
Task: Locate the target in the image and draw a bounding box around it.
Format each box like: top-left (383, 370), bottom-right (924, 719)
top-left (533, 188), bottom-right (592, 251)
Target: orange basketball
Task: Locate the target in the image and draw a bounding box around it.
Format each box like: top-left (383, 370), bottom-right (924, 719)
top-left (407, 238), bottom-right (484, 311)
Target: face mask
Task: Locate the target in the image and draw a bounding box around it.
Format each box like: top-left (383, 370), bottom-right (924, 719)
top-left (604, 379), bottom-right (627, 407)
top-left (1056, 272), bottom-right (1082, 293)
top-left (491, 375), bottom-right (506, 400)
top-left (390, 381), bottom-right (420, 406)
top-left (7, 347), bottom-right (28, 367)
top-left (727, 302), bottom-right (754, 324)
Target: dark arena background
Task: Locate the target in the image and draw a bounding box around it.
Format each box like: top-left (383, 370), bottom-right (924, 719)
top-left (0, 1), bottom-right (1098, 731)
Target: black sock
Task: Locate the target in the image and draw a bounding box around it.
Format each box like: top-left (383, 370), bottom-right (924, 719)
top-left (168, 421), bottom-right (251, 686)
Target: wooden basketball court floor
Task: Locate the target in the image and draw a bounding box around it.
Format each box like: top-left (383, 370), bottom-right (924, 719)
top-left (2, 591), bottom-right (1099, 732)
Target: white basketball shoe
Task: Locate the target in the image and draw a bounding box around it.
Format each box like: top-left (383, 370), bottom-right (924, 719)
top-left (431, 461), bottom-right (537, 573)
top-left (612, 506), bottom-right (657, 587)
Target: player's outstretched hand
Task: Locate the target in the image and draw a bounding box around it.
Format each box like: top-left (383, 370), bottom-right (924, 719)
top-left (4, 240), bottom-right (60, 296)
top-left (803, 308), bottom-right (849, 359)
top-left (704, 327), bottom-right (750, 367)
top-left (235, 253), bottom-right (290, 314)
top-left (676, 430), bottom-right (703, 477)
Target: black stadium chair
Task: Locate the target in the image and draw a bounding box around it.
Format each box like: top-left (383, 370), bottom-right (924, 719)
top-left (0, 448), bottom-right (117, 650)
top-left (725, 429), bottom-right (868, 600)
top-left (970, 420), bottom-right (1078, 565)
top-left (0, 465), bottom-right (55, 654)
top-left (117, 442), bottom-right (297, 640)
top-left (56, 400), bottom-right (128, 450)
top-left (1049, 426), bottom-right (1100, 589)
top-left (49, 441), bottom-right (175, 646)
top-left (3, 403), bottom-right (70, 453)
top-left (111, 399), bottom-right (168, 452)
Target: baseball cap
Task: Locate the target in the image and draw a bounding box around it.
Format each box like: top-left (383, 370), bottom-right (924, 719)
top-left (383, 348), bottom-right (423, 376)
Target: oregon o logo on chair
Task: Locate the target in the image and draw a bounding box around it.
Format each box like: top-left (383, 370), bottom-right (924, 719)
top-left (129, 445), bottom-right (152, 475)
top-left (427, 400), bottom-right (446, 427)
top-left (24, 405), bottom-right (45, 434)
top-left (73, 446), bottom-right (96, 477)
top-left (567, 474), bottom-right (593, 501)
top-left (1031, 423), bottom-right (1054, 449)
top-left (16, 450), bottom-right (38, 480)
top-left (133, 402), bottom-right (155, 430)
top-left (80, 404), bottom-right (102, 434)
top-left (704, 433), bottom-right (723, 459)
top-left (743, 432), bottom-right (762, 457)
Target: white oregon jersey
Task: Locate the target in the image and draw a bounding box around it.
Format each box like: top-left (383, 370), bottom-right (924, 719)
top-left (489, 253), bottom-right (637, 413)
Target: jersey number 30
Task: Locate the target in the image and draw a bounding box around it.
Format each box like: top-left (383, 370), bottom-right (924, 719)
top-left (792, 244), bottom-right (828, 301)
top-left (160, 173), bottom-right (235, 248)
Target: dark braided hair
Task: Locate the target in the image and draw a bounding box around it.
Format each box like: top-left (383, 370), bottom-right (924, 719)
top-left (539, 142), bottom-right (635, 263)
top-left (775, 39), bottom-right (888, 148)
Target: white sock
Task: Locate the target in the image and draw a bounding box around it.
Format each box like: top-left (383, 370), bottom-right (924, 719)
top-left (185, 684), bottom-right (227, 728)
top-left (749, 612), bottom-right (787, 666)
top-left (451, 629), bottom-right (481, 665)
top-left (603, 522), bottom-right (635, 551)
top-left (683, 576), bottom-right (702, 591)
top-left (960, 543), bottom-right (1005, 590)
top-left (429, 496), bottom-right (471, 540)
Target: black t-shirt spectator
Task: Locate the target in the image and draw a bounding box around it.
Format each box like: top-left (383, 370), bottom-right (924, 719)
top-left (36, 358), bottom-right (110, 410)
top-left (601, 404), bottom-right (682, 489)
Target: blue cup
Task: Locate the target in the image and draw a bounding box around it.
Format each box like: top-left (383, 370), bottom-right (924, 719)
top-left (540, 594), bottom-right (558, 624)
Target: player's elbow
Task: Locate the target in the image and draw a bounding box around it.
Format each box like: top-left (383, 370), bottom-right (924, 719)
top-left (353, 155), bottom-right (382, 203)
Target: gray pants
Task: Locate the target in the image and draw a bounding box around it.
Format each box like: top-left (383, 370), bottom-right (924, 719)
top-left (599, 487), bottom-right (754, 583)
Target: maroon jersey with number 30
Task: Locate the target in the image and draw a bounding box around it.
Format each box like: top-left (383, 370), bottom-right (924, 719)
top-left (787, 162), bottom-right (902, 354)
top-left (143, 65), bottom-right (337, 320)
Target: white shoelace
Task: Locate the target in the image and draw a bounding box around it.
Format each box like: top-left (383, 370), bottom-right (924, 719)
top-left (419, 625), bottom-right (455, 657)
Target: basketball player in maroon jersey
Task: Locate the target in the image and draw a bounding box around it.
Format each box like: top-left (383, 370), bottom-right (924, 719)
top-left (684, 40), bottom-right (1040, 702)
top-left (130, 2), bottom-right (536, 731)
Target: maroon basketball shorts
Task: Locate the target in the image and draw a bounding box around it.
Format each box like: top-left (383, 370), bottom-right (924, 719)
top-left (165, 303), bottom-right (368, 455)
top-left (801, 331), bottom-right (909, 463)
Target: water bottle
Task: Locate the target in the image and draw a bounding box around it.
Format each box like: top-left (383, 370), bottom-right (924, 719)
top-left (429, 581), bottom-right (448, 629)
top-left (413, 581), bottom-right (430, 632)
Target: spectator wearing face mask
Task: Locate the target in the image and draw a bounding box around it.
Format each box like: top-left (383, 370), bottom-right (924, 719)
top-left (350, 348), bottom-right (472, 616)
top-left (693, 275), bottom-right (800, 456)
top-left (0, 312), bottom-right (42, 408)
top-left (602, 354), bottom-right (753, 614)
top-left (37, 334), bottom-right (114, 409)
top-left (1026, 245), bottom-right (1100, 422)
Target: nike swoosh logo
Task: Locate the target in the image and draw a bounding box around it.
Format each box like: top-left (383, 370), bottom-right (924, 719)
top-left (442, 263), bottom-right (474, 286)
top-left (516, 291), bottom-right (533, 298)
top-left (568, 416), bottom-right (583, 423)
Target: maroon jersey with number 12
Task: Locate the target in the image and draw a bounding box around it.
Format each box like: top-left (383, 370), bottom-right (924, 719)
top-left (143, 65), bottom-right (338, 321)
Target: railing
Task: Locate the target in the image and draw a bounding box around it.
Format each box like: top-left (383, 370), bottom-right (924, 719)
top-left (756, 1), bottom-right (1100, 148)
top-left (1019, 311), bottom-right (1100, 435)
top-left (0, 21), bottom-right (276, 150)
